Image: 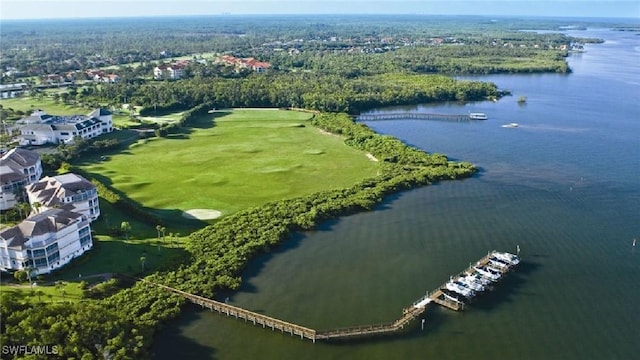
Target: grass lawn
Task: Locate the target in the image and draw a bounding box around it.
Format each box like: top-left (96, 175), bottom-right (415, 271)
top-left (0, 281), bottom-right (84, 304)
top-left (137, 111), bottom-right (186, 125)
top-left (0, 96), bottom-right (141, 128)
top-left (79, 109), bottom-right (380, 226)
top-left (0, 97), bottom-right (89, 116)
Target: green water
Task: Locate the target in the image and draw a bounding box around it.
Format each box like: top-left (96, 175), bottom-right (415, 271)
top-left (155, 28), bottom-right (639, 359)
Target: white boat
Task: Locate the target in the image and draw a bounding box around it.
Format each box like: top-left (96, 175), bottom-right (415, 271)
top-left (441, 291), bottom-right (465, 305)
top-left (469, 112), bottom-right (488, 120)
top-left (492, 251), bottom-right (520, 266)
top-left (446, 281), bottom-right (475, 298)
top-left (488, 258), bottom-right (510, 271)
top-left (468, 271), bottom-right (494, 285)
top-left (454, 279), bottom-right (481, 293)
top-left (501, 123), bottom-right (519, 128)
top-left (474, 266), bottom-right (501, 281)
top-left (458, 276), bottom-right (485, 292)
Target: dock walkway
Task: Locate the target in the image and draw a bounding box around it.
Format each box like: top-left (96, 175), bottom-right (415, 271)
top-left (356, 112), bottom-right (473, 122)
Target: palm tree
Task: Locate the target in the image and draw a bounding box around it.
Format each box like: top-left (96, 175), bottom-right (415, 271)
top-left (25, 265), bottom-right (34, 289)
top-left (120, 221), bottom-right (131, 240)
top-left (32, 201), bottom-right (42, 215)
top-left (55, 281), bottom-right (64, 300)
top-left (156, 225), bottom-right (162, 241)
top-left (14, 202), bottom-right (29, 220)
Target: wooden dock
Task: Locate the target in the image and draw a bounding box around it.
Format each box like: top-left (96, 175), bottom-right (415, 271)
top-left (141, 250), bottom-right (515, 342)
top-left (139, 279), bottom-right (319, 341)
top-left (356, 112), bottom-right (472, 122)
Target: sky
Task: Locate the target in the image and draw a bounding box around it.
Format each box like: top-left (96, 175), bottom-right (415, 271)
top-left (1, 0), bottom-right (639, 20)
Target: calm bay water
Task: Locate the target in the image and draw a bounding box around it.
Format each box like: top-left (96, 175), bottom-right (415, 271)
top-left (155, 28), bottom-right (639, 359)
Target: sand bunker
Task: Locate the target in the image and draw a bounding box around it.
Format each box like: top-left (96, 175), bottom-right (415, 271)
top-left (182, 209), bottom-right (223, 220)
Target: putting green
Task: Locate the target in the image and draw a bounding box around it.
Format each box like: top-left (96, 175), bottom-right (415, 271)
top-left (182, 209), bottom-right (223, 220)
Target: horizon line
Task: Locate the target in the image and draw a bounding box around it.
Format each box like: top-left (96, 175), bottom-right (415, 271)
top-left (2, 13), bottom-right (639, 22)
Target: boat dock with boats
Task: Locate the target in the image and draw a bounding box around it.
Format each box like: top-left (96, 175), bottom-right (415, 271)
top-left (141, 250), bottom-right (520, 342)
top-left (356, 112), bottom-right (488, 122)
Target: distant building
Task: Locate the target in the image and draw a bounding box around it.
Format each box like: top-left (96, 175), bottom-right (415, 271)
top-left (153, 61), bottom-right (188, 80)
top-left (17, 108), bottom-right (113, 146)
top-left (0, 148), bottom-right (42, 211)
top-left (0, 83), bottom-right (28, 99)
top-left (26, 173), bottom-right (100, 222)
top-left (0, 208), bottom-right (92, 275)
top-left (216, 55), bottom-right (271, 73)
top-left (85, 69), bottom-right (120, 83)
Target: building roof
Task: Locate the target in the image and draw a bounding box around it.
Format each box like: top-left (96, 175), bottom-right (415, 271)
top-left (18, 109), bottom-right (110, 128)
top-left (0, 165), bottom-right (26, 184)
top-left (0, 208), bottom-right (84, 249)
top-left (26, 173), bottom-right (95, 208)
top-left (19, 123), bottom-right (55, 133)
top-left (0, 148), bottom-right (41, 185)
top-left (0, 148), bottom-right (40, 168)
top-left (88, 108), bottom-right (112, 117)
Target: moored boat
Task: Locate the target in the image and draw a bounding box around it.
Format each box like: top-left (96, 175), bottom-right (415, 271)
top-left (488, 258), bottom-right (510, 271)
top-left (458, 276), bottom-right (486, 292)
top-left (446, 281), bottom-right (475, 298)
top-left (492, 251), bottom-right (520, 266)
top-left (441, 288), bottom-right (470, 304)
top-left (469, 112), bottom-right (488, 120)
top-left (468, 271), bottom-right (494, 285)
top-left (474, 266), bottom-right (501, 281)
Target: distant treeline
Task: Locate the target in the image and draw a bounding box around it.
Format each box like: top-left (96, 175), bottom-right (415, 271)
top-left (0, 15), bottom-right (611, 79)
top-left (99, 73), bottom-right (503, 115)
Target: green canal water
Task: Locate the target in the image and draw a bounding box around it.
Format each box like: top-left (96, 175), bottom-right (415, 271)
top-left (155, 28), bottom-right (640, 359)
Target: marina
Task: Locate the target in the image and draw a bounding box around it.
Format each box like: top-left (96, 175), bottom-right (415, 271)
top-left (356, 112), bottom-right (487, 122)
top-left (146, 250), bottom-right (519, 342)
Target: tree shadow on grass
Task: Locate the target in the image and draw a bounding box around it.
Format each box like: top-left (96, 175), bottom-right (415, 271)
top-left (52, 238), bottom-right (190, 280)
top-left (187, 110), bottom-right (232, 130)
top-left (85, 172), bottom-right (208, 232)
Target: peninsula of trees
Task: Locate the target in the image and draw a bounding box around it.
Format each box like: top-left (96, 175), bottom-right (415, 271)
top-left (0, 14), bottom-right (618, 359)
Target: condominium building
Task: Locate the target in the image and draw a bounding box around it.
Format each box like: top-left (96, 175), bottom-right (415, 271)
top-left (0, 208), bottom-right (92, 275)
top-left (26, 173), bottom-right (100, 222)
top-left (0, 148), bottom-right (43, 210)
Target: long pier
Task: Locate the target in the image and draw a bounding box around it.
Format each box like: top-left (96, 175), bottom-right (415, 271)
top-left (356, 112), bottom-right (473, 122)
top-left (142, 251), bottom-right (515, 342)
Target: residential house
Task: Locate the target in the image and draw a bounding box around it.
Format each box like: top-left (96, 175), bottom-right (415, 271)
top-left (0, 148), bottom-right (42, 211)
top-left (0, 208), bottom-right (92, 275)
top-left (41, 74), bottom-right (66, 85)
top-left (85, 69), bottom-right (120, 83)
top-left (17, 108), bottom-right (113, 146)
top-left (216, 55), bottom-right (271, 73)
top-left (153, 62), bottom-right (187, 80)
top-left (26, 173), bottom-right (100, 222)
